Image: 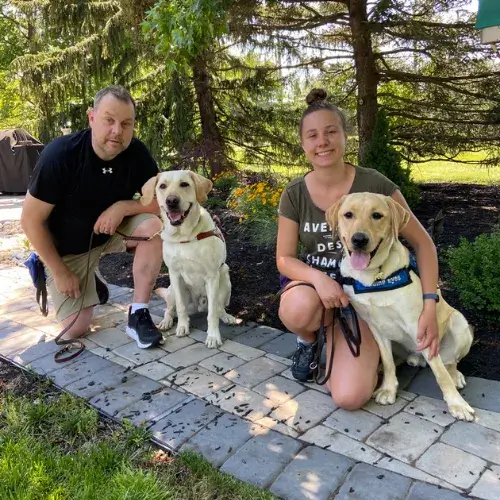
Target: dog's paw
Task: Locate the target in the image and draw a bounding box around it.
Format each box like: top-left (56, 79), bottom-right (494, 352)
top-left (175, 322), bottom-right (190, 337)
top-left (205, 330), bottom-right (222, 349)
top-left (220, 312), bottom-right (238, 325)
top-left (448, 401), bottom-right (476, 422)
top-left (407, 353), bottom-right (426, 368)
top-left (373, 387), bottom-right (397, 405)
top-left (158, 315), bottom-right (174, 332)
top-left (450, 370), bottom-right (467, 389)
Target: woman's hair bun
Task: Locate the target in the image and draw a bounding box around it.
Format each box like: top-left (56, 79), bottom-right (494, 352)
top-left (306, 88), bottom-right (328, 106)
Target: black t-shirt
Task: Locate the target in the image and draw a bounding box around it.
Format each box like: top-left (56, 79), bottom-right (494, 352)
top-left (28, 129), bottom-right (158, 256)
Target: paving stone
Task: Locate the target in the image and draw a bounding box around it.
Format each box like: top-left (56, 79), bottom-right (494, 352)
top-left (161, 343), bottom-right (218, 369)
top-left (189, 313), bottom-right (257, 338)
top-left (270, 445), bottom-right (353, 500)
top-left (186, 329), bottom-right (217, 343)
top-left (405, 367), bottom-right (445, 399)
top-left (458, 377), bottom-right (500, 413)
top-left (404, 395), bottom-right (456, 427)
top-left (416, 442), bottom-right (486, 489)
top-left (441, 421), bottom-right (500, 465)
top-left (93, 304), bottom-right (124, 319)
top-left (221, 429), bottom-right (302, 488)
top-left (397, 389), bottom-right (417, 401)
top-left (375, 457), bottom-right (460, 492)
top-left (115, 387), bottom-right (189, 426)
top-left (362, 396), bottom-right (409, 418)
top-left (407, 482), bottom-right (470, 500)
top-left (280, 368), bottom-right (330, 395)
top-left (366, 412), bottom-right (443, 464)
top-left (259, 333), bottom-right (297, 358)
top-left (300, 425), bottom-right (382, 464)
top-left (89, 376), bottom-right (163, 416)
top-left (471, 465), bottom-right (500, 500)
top-left (49, 354), bottom-right (116, 387)
top-left (181, 413), bottom-right (267, 467)
top-left (148, 398), bottom-right (222, 450)
top-left (199, 352), bottom-right (246, 374)
top-left (271, 390), bottom-right (335, 433)
top-left (336, 463), bottom-right (411, 500)
top-left (266, 353), bottom-right (293, 366)
top-left (0, 296), bottom-right (37, 315)
top-left (323, 408), bottom-right (384, 441)
top-left (65, 364), bottom-right (138, 399)
top-left (158, 335), bottom-right (195, 353)
top-left (396, 363), bottom-right (421, 390)
top-left (133, 361), bottom-right (176, 381)
top-left (91, 311), bottom-right (128, 331)
top-left (12, 338), bottom-right (61, 364)
top-left (474, 408), bottom-right (500, 433)
top-left (225, 357), bottom-right (286, 389)
top-left (88, 327), bottom-right (132, 350)
top-left (219, 339), bottom-right (265, 361)
top-left (166, 365), bottom-right (231, 398)
top-left (253, 375), bottom-right (305, 405)
top-left (111, 355), bottom-right (137, 368)
top-left (89, 346), bottom-right (118, 360)
top-left (254, 416), bottom-right (300, 438)
top-left (206, 384), bottom-right (275, 422)
top-left (0, 328), bottom-right (46, 358)
top-left (28, 350), bottom-right (92, 375)
top-left (112, 342), bottom-right (166, 365)
top-left (233, 325), bottom-right (283, 348)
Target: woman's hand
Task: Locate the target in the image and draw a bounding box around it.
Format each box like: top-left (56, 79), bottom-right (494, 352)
top-left (312, 272), bottom-right (350, 309)
top-left (416, 302), bottom-right (440, 359)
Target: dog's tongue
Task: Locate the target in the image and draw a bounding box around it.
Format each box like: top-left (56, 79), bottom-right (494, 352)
top-left (169, 211), bottom-right (183, 222)
top-left (350, 252), bottom-right (370, 270)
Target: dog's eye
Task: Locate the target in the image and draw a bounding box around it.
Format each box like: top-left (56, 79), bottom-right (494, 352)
top-left (344, 211), bottom-right (353, 219)
top-left (372, 212), bottom-right (383, 220)
top-left (180, 182), bottom-right (190, 188)
top-left (159, 183), bottom-right (167, 190)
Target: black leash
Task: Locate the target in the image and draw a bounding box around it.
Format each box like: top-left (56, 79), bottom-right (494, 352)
top-left (277, 281), bottom-right (362, 385)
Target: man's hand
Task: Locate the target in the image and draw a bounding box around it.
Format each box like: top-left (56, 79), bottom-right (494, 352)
top-left (94, 202), bottom-right (126, 235)
top-left (416, 302), bottom-right (440, 359)
top-left (54, 268), bottom-right (81, 299)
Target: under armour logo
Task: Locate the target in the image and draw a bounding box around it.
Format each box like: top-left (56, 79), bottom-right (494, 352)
top-left (102, 167), bottom-right (113, 174)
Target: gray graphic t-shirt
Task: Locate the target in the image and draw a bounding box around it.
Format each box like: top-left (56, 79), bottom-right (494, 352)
top-left (278, 166), bottom-right (398, 278)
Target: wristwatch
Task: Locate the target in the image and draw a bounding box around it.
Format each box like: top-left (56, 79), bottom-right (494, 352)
top-left (423, 293), bottom-right (440, 302)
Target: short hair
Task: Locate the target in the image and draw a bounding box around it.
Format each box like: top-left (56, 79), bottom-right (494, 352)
top-left (93, 85), bottom-right (136, 110)
top-left (299, 88), bottom-right (347, 139)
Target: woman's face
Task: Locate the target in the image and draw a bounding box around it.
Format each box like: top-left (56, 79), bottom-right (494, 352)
top-left (301, 109), bottom-right (347, 170)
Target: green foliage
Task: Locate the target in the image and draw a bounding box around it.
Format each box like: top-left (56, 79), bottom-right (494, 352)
top-left (361, 109), bottom-right (420, 207)
top-left (447, 229), bottom-right (500, 313)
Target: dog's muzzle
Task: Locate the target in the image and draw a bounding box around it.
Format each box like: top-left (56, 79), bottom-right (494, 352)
top-left (166, 202), bottom-right (192, 226)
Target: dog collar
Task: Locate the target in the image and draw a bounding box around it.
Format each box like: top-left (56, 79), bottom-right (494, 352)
top-left (179, 228), bottom-right (224, 244)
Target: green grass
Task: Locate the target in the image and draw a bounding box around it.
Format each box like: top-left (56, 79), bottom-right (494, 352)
top-left (0, 376), bottom-right (277, 500)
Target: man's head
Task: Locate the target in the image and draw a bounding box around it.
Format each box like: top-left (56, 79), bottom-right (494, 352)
top-left (88, 85), bottom-right (136, 161)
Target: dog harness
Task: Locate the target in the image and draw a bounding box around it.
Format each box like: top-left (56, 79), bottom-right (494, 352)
top-left (339, 253), bottom-right (419, 294)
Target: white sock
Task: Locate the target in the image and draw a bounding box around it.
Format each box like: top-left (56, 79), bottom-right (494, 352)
top-left (297, 337), bottom-right (316, 346)
top-left (131, 303), bottom-right (149, 314)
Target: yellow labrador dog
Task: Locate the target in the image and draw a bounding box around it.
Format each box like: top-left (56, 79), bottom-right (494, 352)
top-left (326, 193), bottom-right (475, 421)
top-left (141, 170), bottom-right (237, 348)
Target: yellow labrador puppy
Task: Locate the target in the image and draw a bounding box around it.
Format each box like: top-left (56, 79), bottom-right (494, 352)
top-left (326, 193), bottom-right (475, 421)
top-left (141, 170), bottom-right (237, 348)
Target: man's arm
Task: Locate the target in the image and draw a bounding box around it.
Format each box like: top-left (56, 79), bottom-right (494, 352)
top-left (21, 192), bottom-right (67, 276)
top-left (116, 198), bottom-right (160, 217)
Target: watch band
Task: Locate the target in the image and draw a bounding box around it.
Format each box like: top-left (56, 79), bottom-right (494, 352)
top-left (423, 293), bottom-right (440, 302)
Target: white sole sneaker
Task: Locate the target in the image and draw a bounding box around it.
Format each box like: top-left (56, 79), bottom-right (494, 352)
top-left (125, 326), bottom-right (162, 349)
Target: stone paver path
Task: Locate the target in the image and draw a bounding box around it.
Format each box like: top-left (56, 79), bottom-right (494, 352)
top-left (1, 264), bottom-right (500, 500)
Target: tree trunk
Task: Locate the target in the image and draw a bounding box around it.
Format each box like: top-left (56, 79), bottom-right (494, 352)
top-left (348, 0), bottom-right (379, 164)
top-left (192, 53), bottom-right (226, 177)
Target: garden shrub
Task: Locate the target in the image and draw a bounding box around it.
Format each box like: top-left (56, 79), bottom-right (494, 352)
top-left (361, 108), bottom-right (419, 207)
top-left (447, 229), bottom-right (500, 313)
top-left (228, 179), bottom-right (284, 246)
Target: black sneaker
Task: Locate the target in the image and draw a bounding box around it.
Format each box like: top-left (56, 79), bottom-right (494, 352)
top-left (126, 307), bottom-right (163, 349)
top-left (291, 341), bottom-right (318, 382)
top-left (95, 270), bottom-right (109, 305)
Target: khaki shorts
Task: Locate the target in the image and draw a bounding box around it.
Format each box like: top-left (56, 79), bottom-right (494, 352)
top-left (46, 213), bottom-right (158, 321)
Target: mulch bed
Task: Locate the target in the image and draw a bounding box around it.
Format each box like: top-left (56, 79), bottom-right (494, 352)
top-left (100, 183), bottom-right (500, 382)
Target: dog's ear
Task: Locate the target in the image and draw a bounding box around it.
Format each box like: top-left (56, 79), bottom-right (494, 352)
top-left (189, 172), bottom-right (213, 204)
top-left (386, 197), bottom-right (411, 238)
top-left (325, 195), bottom-right (347, 235)
top-left (140, 175), bottom-right (158, 206)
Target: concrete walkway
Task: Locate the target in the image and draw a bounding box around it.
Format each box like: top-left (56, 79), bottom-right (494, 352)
top-left (1, 264), bottom-right (499, 500)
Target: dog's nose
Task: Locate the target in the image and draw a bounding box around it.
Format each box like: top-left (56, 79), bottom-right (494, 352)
top-left (351, 232), bottom-right (369, 250)
top-left (166, 195), bottom-right (180, 207)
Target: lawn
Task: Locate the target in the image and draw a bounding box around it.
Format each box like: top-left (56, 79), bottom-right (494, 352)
top-left (0, 361), bottom-right (276, 500)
